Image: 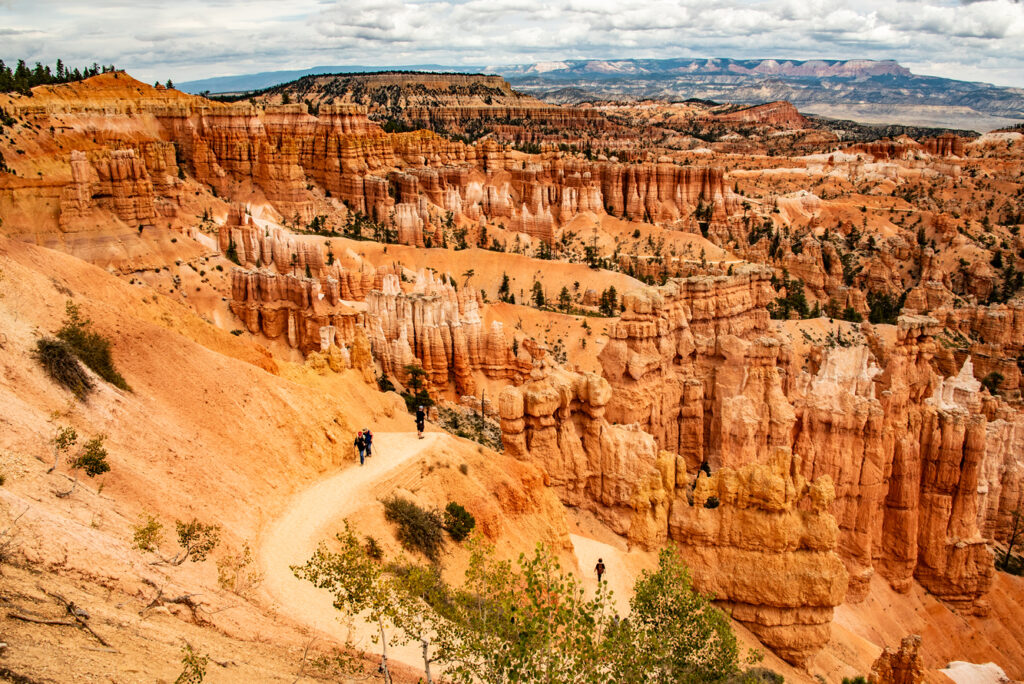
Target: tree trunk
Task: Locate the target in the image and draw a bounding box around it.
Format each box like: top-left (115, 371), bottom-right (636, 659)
top-left (377, 618), bottom-right (391, 684)
top-left (421, 638), bottom-right (433, 684)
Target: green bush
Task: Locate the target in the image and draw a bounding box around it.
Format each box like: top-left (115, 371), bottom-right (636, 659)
top-left (443, 502), bottom-right (476, 542)
top-left (730, 667), bottom-right (784, 684)
top-left (867, 290), bottom-right (906, 325)
top-left (57, 301), bottom-right (130, 391)
top-left (33, 337), bottom-right (94, 399)
top-left (382, 496), bottom-right (445, 562)
top-left (365, 535), bottom-right (383, 560)
top-left (982, 371), bottom-right (1004, 395)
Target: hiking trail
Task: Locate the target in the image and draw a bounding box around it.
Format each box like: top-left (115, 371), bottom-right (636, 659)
top-left (258, 431), bottom-right (443, 666)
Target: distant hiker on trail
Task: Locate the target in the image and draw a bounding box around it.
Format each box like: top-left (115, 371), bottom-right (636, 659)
top-left (595, 558), bottom-right (606, 584)
top-left (415, 406), bottom-right (426, 439)
top-left (355, 430), bottom-right (366, 466)
top-left (363, 429), bottom-right (373, 457)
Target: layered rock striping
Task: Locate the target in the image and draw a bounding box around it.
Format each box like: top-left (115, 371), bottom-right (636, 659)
top-left (500, 271), bottom-right (1024, 664)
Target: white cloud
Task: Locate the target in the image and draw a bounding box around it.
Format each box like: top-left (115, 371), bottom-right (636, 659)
top-left (0, 0), bottom-right (1022, 87)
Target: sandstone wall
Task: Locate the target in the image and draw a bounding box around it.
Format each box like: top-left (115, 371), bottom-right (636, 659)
top-left (498, 341), bottom-right (847, 666)
top-left (500, 273), bottom-right (1024, 666)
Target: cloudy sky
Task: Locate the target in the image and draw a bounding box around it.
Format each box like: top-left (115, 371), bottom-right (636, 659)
top-left (2, 0), bottom-right (1024, 87)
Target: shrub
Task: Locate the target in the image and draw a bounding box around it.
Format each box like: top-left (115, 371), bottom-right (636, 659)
top-left (443, 502), bottom-right (476, 542)
top-left (216, 541), bottom-right (264, 597)
top-left (459, 463), bottom-right (469, 475)
top-left (704, 495), bottom-right (721, 509)
top-left (731, 668), bottom-right (784, 684)
top-left (56, 434), bottom-right (109, 498)
top-left (72, 435), bottom-right (110, 477)
top-left (982, 371), bottom-right (1004, 395)
top-left (364, 535), bottom-right (384, 560)
top-left (176, 643), bottom-right (208, 684)
top-left (57, 301), bottom-right (130, 391)
top-left (133, 514), bottom-right (163, 552)
top-left (174, 519), bottom-right (221, 564)
top-left (34, 337), bottom-right (93, 399)
top-left (382, 496), bottom-right (445, 562)
top-left (377, 374), bottom-right (395, 393)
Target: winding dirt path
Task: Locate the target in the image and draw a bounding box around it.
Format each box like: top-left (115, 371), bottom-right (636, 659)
top-left (258, 431), bottom-right (443, 664)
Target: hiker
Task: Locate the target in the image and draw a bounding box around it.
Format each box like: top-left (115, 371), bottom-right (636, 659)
top-left (415, 405), bottom-right (426, 439)
top-left (354, 430), bottom-right (366, 466)
top-left (363, 429), bottom-right (373, 457)
top-left (595, 558), bottom-right (606, 584)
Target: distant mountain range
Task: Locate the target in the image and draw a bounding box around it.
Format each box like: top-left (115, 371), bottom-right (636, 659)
top-left (180, 58), bottom-right (1024, 132)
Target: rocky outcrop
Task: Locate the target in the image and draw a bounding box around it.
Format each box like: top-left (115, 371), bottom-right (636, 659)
top-left (928, 301), bottom-right (1024, 397)
top-left (869, 635), bottom-right (925, 684)
top-left (592, 276), bottom-right (1017, 613)
top-left (218, 206), bottom-right (327, 279)
top-left (499, 341), bottom-right (847, 666)
top-left (676, 448), bottom-right (847, 667)
top-left (60, 149), bottom-right (158, 228)
top-left (5, 73), bottom-right (736, 248)
top-left (261, 71), bottom-right (622, 145)
top-left (597, 265), bottom-right (777, 466)
top-left (365, 271), bottom-right (524, 395)
top-left (712, 101), bottom-right (809, 129)
top-left (228, 268), bottom-right (365, 355)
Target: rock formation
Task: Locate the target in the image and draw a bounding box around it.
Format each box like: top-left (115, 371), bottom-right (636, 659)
top-left (60, 149), bottom-right (159, 229)
top-left (365, 271), bottom-right (524, 395)
top-left (497, 268), bottom-right (1024, 667)
top-left (869, 635), bottom-right (925, 684)
top-left (499, 340), bottom-right (847, 666)
top-left (712, 101), bottom-right (809, 129)
top-left (677, 448), bottom-right (847, 667)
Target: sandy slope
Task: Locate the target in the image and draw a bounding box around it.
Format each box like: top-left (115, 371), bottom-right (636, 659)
top-left (259, 431), bottom-right (445, 670)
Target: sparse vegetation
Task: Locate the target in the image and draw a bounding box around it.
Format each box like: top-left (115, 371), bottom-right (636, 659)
top-left (55, 434), bottom-right (110, 498)
top-left (982, 371), bottom-right (1004, 395)
top-left (296, 536), bottom-right (751, 684)
top-left (435, 404), bottom-right (502, 451)
top-left (56, 301), bottom-right (130, 391)
top-left (132, 514), bottom-right (163, 552)
top-left (151, 519), bottom-right (221, 566)
top-left (34, 337), bottom-right (94, 399)
top-left (216, 541), bottom-right (264, 597)
top-left (382, 496), bottom-right (445, 563)
top-left (442, 502), bottom-right (475, 542)
top-left (175, 643), bottom-right (208, 684)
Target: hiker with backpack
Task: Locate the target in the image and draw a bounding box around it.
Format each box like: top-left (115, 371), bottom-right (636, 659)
top-left (355, 430), bottom-right (366, 466)
top-left (363, 429), bottom-right (373, 458)
top-left (415, 405), bottom-right (426, 439)
top-left (595, 558), bottom-right (606, 584)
